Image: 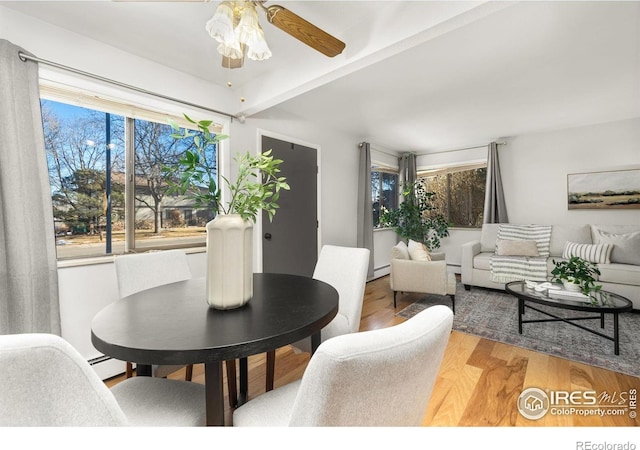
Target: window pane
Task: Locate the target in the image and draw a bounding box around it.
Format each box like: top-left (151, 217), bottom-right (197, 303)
top-left (422, 175), bottom-right (448, 219)
top-left (371, 171), bottom-right (381, 226)
top-left (133, 119), bottom-right (216, 250)
top-left (371, 170), bottom-right (398, 228)
top-left (420, 166), bottom-right (486, 228)
top-left (42, 99), bottom-right (219, 260)
top-left (449, 168), bottom-right (486, 227)
top-left (43, 100), bottom-right (125, 259)
top-left (381, 172), bottom-right (398, 212)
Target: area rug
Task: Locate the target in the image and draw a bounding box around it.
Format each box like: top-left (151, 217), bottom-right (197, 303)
top-left (396, 283), bottom-right (640, 379)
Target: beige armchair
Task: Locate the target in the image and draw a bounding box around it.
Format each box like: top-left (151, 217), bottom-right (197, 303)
top-left (390, 241), bottom-right (456, 312)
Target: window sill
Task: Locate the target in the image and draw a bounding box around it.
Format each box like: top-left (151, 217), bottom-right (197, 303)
top-left (56, 246), bottom-right (206, 269)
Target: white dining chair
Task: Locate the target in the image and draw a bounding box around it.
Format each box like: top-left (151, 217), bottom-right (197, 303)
top-left (292, 244), bottom-right (371, 352)
top-left (114, 249), bottom-right (241, 407)
top-left (0, 333), bottom-right (205, 426)
top-left (233, 305), bottom-right (453, 426)
top-left (264, 245), bottom-right (370, 391)
top-left (114, 249), bottom-right (194, 380)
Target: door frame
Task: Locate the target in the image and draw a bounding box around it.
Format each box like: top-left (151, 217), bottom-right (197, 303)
top-left (255, 128), bottom-right (322, 273)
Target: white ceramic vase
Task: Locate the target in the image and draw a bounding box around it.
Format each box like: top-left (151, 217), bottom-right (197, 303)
top-left (562, 279), bottom-right (582, 292)
top-left (205, 214), bottom-right (253, 309)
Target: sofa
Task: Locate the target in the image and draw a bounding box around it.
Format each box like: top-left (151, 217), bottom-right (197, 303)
top-left (461, 224), bottom-right (640, 310)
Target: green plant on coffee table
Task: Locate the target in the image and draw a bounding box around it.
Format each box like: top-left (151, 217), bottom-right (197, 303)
top-left (551, 256), bottom-right (602, 296)
top-left (379, 180), bottom-right (449, 252)
top-left (162, 115), bottom-right (289, 223)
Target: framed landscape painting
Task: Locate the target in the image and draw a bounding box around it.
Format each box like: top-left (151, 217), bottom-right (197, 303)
top-left (567, 169), bottom-right (640, 210)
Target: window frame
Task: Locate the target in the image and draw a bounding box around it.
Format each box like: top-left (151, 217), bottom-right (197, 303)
top-left (371, 166), bottom-right (399, 229)
top-left (40, 83), bottom-right (229, 262)
top-left (417, 162), bottom-right (488, 229)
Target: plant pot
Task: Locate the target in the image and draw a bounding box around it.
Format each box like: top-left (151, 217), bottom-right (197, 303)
top-left (562, 279), bottom-right (581, 292)
top-left (206, 214), bottom-right (253, 309)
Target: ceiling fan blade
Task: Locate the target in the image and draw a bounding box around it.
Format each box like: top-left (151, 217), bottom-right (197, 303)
top-left (264, 5), bottom-right (345, 58)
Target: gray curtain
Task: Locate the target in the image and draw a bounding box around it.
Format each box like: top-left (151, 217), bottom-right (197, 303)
top-left (398, 152), bottom-right (417, 192)
top-left (0, 40), bottom-right (61, 335)
top-left (483, 141), bottom-right (509, 224)
top-left (356, 142), bottom-right (374, 278)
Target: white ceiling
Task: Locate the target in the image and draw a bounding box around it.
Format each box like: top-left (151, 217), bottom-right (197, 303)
top-left (2, 1), bottom-right (640, 153)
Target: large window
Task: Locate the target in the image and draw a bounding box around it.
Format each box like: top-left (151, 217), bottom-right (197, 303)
top-left (371, 169), bottom-right (398, 228)
top-left (42, 98), bottom-right (219, 259)
top-left (418, 164), bottom-right (487, 228)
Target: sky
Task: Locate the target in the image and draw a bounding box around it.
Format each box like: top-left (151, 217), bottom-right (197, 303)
top-left (568, 170), bottom-right (640, 194)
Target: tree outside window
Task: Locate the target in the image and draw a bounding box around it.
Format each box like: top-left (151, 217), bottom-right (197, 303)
top-left (419, 166), bottom-right (486, 228)
top-left (371, 169), bottom-right (398, 228)
top-left (42, 99), bottom-right (217, 259)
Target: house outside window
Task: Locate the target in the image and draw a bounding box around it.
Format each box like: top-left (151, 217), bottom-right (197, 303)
top-left (371, 168), bottom-right (398, 228)
top-left (42, 98), bottom-right (220, 259)
top-left (418, 164), bottom-right (487, 228)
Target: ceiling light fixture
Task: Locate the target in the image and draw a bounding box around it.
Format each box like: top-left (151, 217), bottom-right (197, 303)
top-left (206, 1), bottom-right (272, 65)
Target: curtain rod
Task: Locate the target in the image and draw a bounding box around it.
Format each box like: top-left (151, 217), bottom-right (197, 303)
top-left (18, 51), bottom-right (243, 123)
top-left (416, 142), bottom-right (507, 156)
top-left (358, 142), bottom-right (402, 158)
top-left (361, 141), bottom-right (507, 158)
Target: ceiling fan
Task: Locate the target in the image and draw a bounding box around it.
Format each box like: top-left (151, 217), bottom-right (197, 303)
top-left (210, 1), bottom-right (346, 69)
top-left (114, 1), bottom-right (346, 69)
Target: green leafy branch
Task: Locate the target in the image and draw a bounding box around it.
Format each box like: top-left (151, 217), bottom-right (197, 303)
top-left (379, 180), bottom-right (449, 251)
top-left (162, 115), bottom-right (289, 223)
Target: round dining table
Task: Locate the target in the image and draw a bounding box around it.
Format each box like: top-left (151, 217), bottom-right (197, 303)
top-left (91, 273), bottom-right (339, 426)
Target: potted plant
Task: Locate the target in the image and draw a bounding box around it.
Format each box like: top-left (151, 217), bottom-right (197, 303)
top-left (163, 115), bottom-right (289, 309)
top-left (379, 180), bottom-right (449, 252)
top-left (551, 256), bottom-right (602, 296)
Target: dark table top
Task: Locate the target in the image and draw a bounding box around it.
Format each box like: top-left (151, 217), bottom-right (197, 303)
top-left (91, 273), bottom-right (339, 366)
top-left (505, 280), bottom-right (632, 313)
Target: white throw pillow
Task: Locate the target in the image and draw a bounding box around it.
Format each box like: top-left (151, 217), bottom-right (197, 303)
top-left (495, 239), bottom-right (539, 257)
top-left (592, 228), bottom-right (640, 265)
top-left (391, 241), bottom-right (410, 260)
top-left (408, 239), bottom-right (431, 261)
top-left (562, 241), bottom-right (612, 264)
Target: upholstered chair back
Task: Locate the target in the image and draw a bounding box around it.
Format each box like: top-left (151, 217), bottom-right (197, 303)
top-left (114, 249), bottom-right (193, 379)
top-left (312, 244), bottom-right (370, 335)
top-left (0, 333), bottom-right (129, 426)
top-left (114, 249), bottom-right (192, 298)
top-left (288, 305), bottom-right (453, 426)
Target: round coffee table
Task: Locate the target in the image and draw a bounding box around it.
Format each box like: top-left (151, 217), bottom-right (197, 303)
top-left (505, 281), bottom-right (632, 355)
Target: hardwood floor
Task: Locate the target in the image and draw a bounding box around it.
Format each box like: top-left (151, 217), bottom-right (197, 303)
top-left (105, 275), bottom-right (639, 427)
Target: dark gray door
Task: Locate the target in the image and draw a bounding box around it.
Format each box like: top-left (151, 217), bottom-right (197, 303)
top-left (261, 136), bottom-right (318, 277)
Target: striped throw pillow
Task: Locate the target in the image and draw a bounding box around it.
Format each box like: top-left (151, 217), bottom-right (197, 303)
top-left (562, 241), bottom-right (612, 264)
top-left (496, 224), bottom-right (552, 257)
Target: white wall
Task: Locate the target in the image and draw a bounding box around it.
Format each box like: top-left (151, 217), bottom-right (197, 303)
top-left (372, 229), bottom-right (398, 279)
top-left (230, 110), bottom-right (362, 251)
top-left (416, 118), bottom-right (640, 271)
top-left (500, 117), bottom-right (640, 225)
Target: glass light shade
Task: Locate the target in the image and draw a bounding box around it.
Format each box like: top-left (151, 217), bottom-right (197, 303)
top-left (246, 27), bottom-right (272, 61)
top-left (217, 41), bottom-right (244, 60)
top-left (206, 1), bottom-right (236, 45)
top-left (235, 4), bottom-right (260, 45)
